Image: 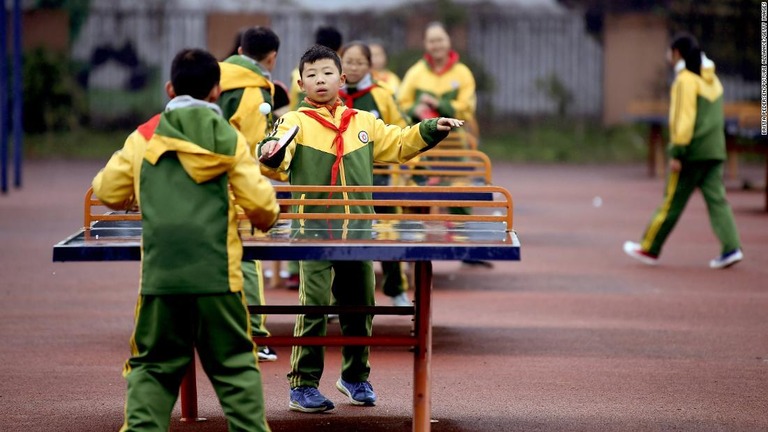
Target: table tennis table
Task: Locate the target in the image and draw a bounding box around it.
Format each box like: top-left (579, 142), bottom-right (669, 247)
top-left (53, 185), bottom-right (521, 432)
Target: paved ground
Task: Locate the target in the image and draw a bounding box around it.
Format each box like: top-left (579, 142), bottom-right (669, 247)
top-left (1, 160), bottom-right (766, 431)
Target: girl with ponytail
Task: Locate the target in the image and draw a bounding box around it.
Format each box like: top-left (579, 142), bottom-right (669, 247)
top-left (624, 32), bottom-right (743, 269)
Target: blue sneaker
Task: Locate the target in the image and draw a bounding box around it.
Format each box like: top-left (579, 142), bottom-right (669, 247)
top-left (336, 378), bottom-right (377, 406)
top-left (709, 248), bottom-right (743, 269)
top-left (289, 386), bottom-right (335, 413)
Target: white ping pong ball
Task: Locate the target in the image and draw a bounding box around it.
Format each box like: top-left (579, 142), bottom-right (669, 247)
top-left (258, 102), bottom-right (271, 115)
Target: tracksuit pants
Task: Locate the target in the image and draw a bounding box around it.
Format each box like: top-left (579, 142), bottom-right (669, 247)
top-left (640, 160), bottom-right (741, 256)
top-left (287, 260), bottom-right (375, 389)
top-left (242, 260), bottom-right (270, 337)
top-left (121, 292), bottom-right (270, 432)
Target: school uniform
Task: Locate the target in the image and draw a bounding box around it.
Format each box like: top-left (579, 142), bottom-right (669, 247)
top-left (93, 97), bottom-right (279, 431)
top-left (372, 69), bottom-right (401, 95)
top-left (398, 50), bottom-right (478, 215)
top-left (397, 50), bottom-right (476, 123)
top-left (257, 100), bottom-right (448, 388)
top-left (639, 56), bottom-right (741, 257)
top-left (218, 55), bottom-right (278, 339)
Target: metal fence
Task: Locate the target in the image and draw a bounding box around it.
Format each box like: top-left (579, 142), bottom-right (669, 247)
top-left (69, 7), bottom-right (759, 125)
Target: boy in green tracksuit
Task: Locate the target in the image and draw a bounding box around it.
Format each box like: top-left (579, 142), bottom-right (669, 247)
top-left (257, 45), bottom-right (464, 413)
top-left (92, 48), bottom-right (280, 431)
top-left (623, 33), bottom-right (742, 269)
top-left (218, 25), bottom-right (281, 361)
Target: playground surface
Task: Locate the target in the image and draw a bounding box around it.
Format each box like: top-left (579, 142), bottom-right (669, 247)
top-left (1, 160), bottom-right (766, 431)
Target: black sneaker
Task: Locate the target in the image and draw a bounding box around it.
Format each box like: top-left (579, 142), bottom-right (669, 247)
top-left (257, 346), bottom-right (277, 362)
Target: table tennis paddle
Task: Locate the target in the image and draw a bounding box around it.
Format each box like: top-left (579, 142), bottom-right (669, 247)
top-left (259, 125), bottom-right (299, 163)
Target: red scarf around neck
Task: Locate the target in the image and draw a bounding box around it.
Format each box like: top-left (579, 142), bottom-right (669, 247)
top-left (302, 96), bottom-right (342, 116)
top-left (339, 86), bottom-right (374, 108)
top-left (300, 108), bottom-right (358, 189)
top-left (424, 50), bottom-right (460, 75)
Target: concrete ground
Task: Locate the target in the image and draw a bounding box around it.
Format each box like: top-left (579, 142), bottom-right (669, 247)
top-left (1, 160), bottom-right (766, 431)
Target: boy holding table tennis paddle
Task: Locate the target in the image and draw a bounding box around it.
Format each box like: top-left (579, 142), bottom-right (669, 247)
top-left (257, 44), bottom-right (463, 413)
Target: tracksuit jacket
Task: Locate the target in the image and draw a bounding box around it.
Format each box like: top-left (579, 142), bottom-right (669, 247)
top-left (92, 96), bottom-right (279, 431)
top-left (257, 99), bottom-right (447, 388)
top-left (397, 50), bottom-right (476, 122)
top-left (219, 55), bottom-right (275, 156)
top-left (639, 56), bottom-right (741, 256)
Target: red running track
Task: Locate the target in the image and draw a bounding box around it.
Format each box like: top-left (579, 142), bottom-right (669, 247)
top-left (1, 160), bottom-right (766, 431)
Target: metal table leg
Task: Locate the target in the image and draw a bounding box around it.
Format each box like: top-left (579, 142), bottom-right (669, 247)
top-left (412, 261), bottom-right (433, 432)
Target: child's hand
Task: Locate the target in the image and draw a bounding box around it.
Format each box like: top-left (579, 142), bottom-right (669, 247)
top-left (260, 140), bottom-right (279, 159)
top-left (436, 117), bottom-right (464, 131)
top-left (418, 93), bottom-right (439, 107)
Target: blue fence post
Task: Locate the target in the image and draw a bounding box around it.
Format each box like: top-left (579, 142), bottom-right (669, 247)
top-left (12, 0), bottom-right (22, 189)
top-left (1, 2), bottom-right (8, 194)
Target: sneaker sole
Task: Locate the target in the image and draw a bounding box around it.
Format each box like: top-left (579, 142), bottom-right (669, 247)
top-left (288, 401), bottom-right (334, 413)
top-left (710, 257), bottom-right (743, 269)
top-left (623, 242), bottom-right (658, 266)
top-left (258, 354), bottom-right (277, 362)
top-left (335, 379), bottom-right (376, 406)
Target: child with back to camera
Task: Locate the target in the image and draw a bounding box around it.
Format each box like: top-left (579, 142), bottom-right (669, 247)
top-left (92, 48), bottom-right (279, 431)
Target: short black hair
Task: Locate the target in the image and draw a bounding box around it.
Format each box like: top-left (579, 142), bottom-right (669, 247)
top-left (299, 45), bottom-right (342, 77)
top-left (170, 48), bottom-right (220, 100)
top-left (240, 26), bottom-right (280, 61)
top-left (315, 26), bottom-right (343, 52)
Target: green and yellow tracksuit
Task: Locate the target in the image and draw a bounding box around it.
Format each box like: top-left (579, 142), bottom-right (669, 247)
top-left (219, 54), bottom-right (279, 338)
top-left (639, 57), bottom-right (741, 257)
top-left (340, 75), bottom-right (411, 299)
top-left (397, 50), bottom-right (476, 124)
top-left (398, 50), bottom-right (478, 214)
top-left (93, 97), bottom-right (279, 432)
top-left (372, 69), bottom-right (401, 96)
top-left (257, 100), bottom-right (448, 388)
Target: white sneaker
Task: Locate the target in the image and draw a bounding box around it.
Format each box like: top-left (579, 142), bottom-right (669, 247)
top-left (709, 249), bottom-right (743, 269)
top-left (622, 241), bottom-right (658, 266)
top-left (390, 292), bottom-right (412, 307)
top-left (257, 346), bottom-right (277, 362)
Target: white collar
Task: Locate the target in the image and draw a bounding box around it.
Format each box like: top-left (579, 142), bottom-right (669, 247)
top-left (165, 95), bottom-right (223, 116)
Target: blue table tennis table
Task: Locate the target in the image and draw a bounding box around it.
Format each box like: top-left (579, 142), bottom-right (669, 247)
top-left (53, 185), bottom-right (520, 432)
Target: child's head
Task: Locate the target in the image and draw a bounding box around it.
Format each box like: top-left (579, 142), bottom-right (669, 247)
top-left (340, 41), bottom-right (371, 85)
top-left (669, 32), bottom-right (701, 75)
top-left (166, 48), bottom-right (220, 102)
top-left (368, 41), bottom-right (388, 71)
top-left (424, 21), bottom-right (451, 61)
top-left (240, 26), bottom-right (280, 70)
top-left (314, 26), bottom-right (343, 53)
top-left (298, 45), bottom-right (345, 105)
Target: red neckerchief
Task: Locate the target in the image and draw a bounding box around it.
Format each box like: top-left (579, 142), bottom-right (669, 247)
top-left (424, 50), bottom-right (459, 75)
top-left (300, 108), bottom-right (358, 191)
top-left (302, 96), bottom-right (343, 117)
top-left (339, 86), bottom-right (374, 108)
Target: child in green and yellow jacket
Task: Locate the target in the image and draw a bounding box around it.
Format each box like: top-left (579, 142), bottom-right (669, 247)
top-left (257, 44), bottom-right (463, 414)
top-left (623, 33), bottom-right (742, 269)
top-left (218, 26), bottom-right (281, 361)
top-left (93, 48), bottom-right (279, 432)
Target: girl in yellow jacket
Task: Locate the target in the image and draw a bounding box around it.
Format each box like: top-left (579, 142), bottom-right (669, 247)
top-left (623, 33), bottom-right (742, 269)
